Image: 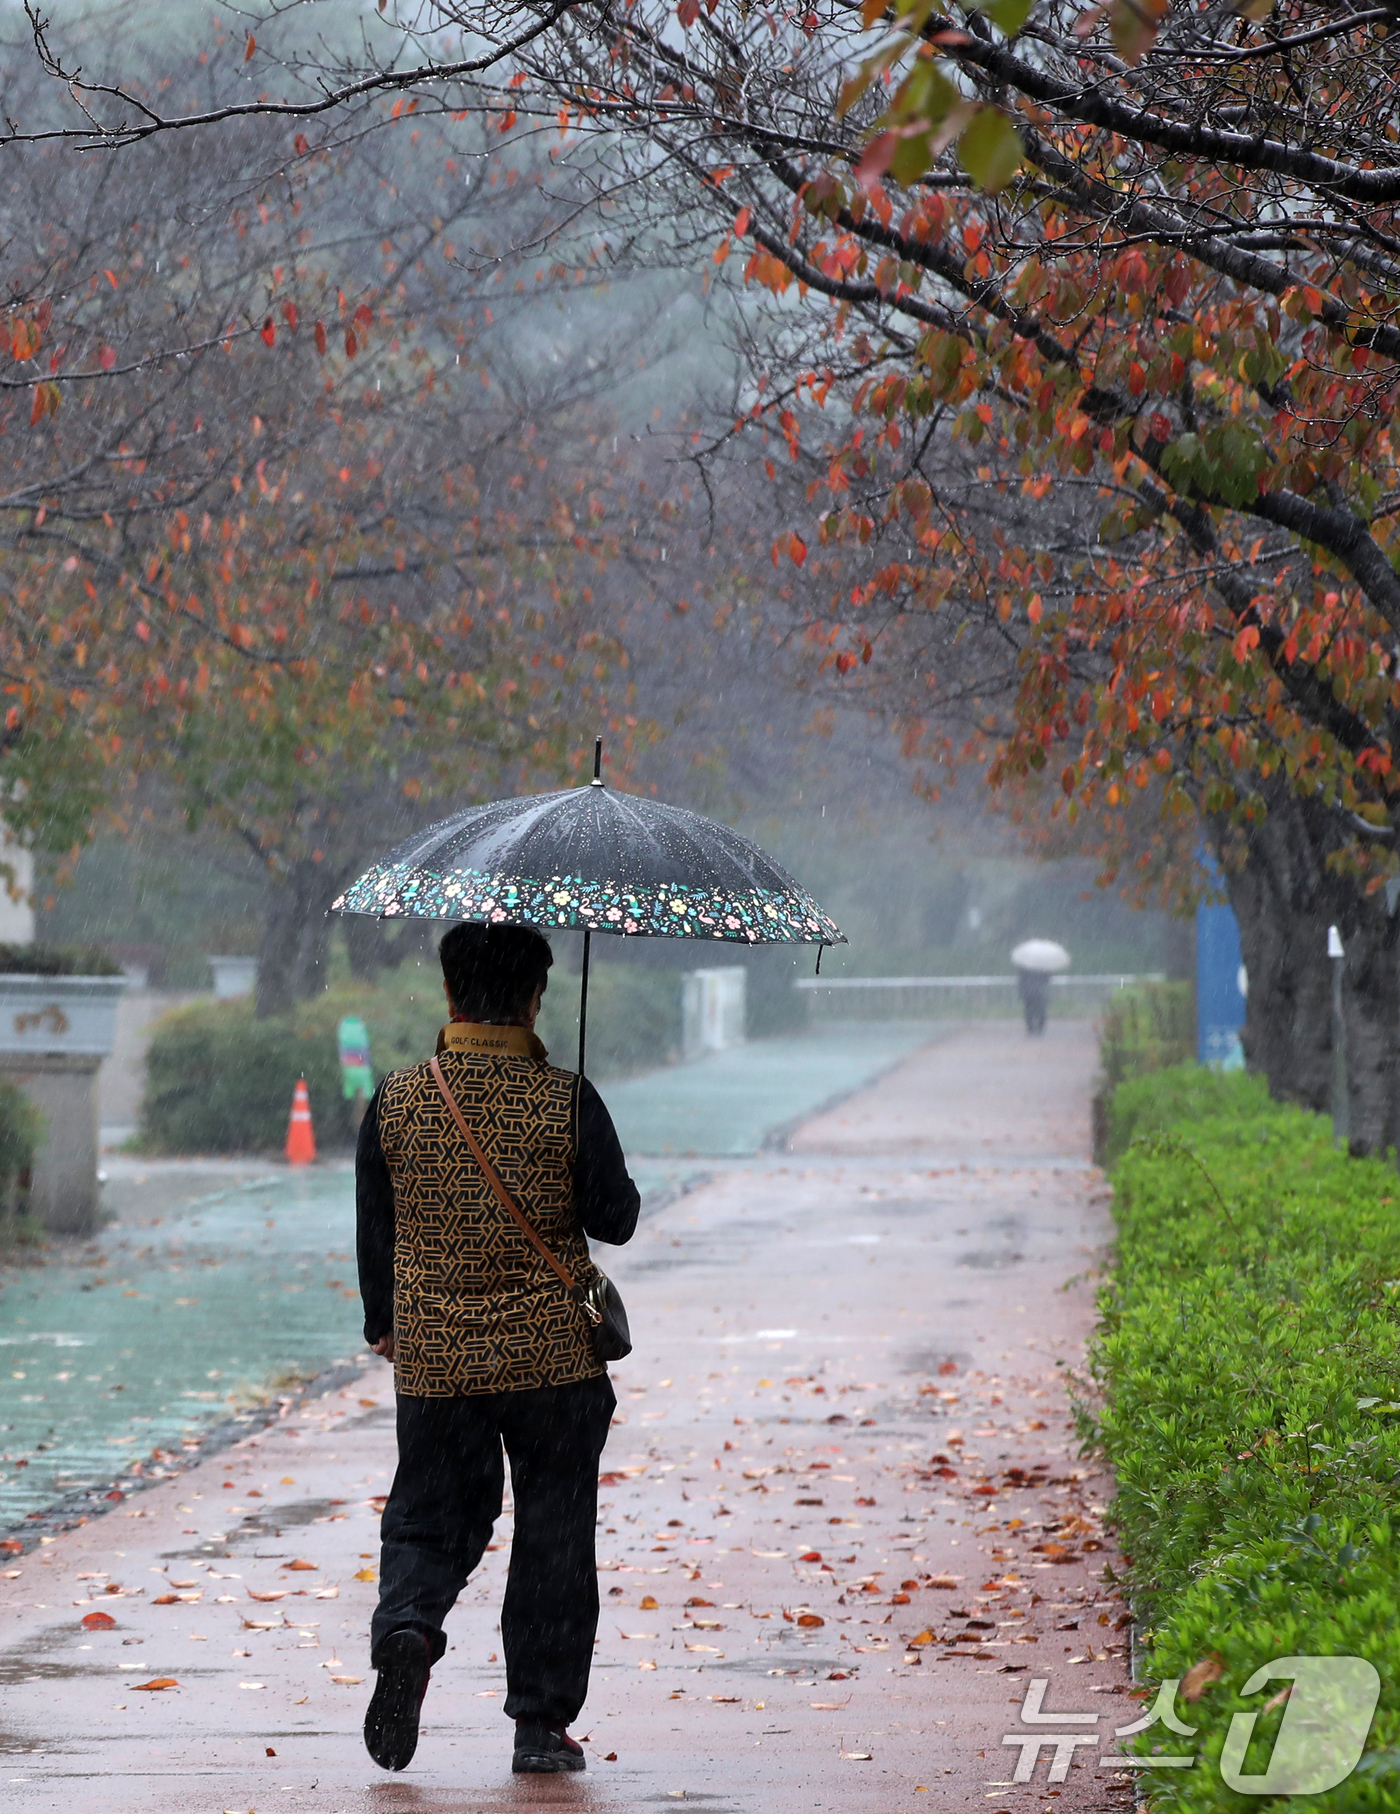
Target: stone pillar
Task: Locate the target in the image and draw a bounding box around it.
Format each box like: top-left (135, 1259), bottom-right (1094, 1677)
top-left (0, 973), bottom-right (125, 1237)
top-left (0, 1051), bottom-right (102, 1234)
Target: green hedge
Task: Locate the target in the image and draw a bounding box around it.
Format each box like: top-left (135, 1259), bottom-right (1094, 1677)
top-left (1095, 1065), bottom-right (1400, 1806)
top-left (0, 1075), bottom-right (41, 1218)
top-left (141, 960), bottom-right (685, 1154)
top-left (0, 941), bottom-right (122, 976)
top-left (141, 979), bottom-right (443, 1154)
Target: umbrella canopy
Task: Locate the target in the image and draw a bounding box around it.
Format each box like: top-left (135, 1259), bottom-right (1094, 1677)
top-left (331, 780), bottom-right (844, 948)
top-left (1011, 938), bottom-right (1071, 973)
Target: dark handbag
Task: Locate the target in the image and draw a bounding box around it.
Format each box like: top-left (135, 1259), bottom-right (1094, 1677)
top-left (430, 1056), bottom-right (632, 1363)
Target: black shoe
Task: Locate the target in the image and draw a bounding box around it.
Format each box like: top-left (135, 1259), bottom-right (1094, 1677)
top-left (513, 1719), bottom-right (586, 1773)
top-left (364, 1629), bottom-right (432, 1771)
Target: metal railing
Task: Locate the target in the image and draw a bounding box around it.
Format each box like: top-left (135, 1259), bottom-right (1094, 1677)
top-left (795, 972), bottom-right (1165, 1018)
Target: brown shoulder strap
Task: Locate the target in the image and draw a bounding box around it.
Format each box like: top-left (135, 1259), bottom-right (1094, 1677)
top-left (428, 1054), bottom-right (578, 1296)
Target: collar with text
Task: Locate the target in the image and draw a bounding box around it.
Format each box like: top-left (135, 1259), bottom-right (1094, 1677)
top-left (435, 1020), bottom-right (548, 1063)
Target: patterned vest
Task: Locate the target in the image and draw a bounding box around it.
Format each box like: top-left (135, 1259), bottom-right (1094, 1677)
top-left (377, 1025), bottom-right (602, 1396)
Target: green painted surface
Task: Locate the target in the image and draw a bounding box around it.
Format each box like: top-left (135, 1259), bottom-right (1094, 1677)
top-left (600, 1023), bottom-right (935, 1156)
top-left (0, 1026), bottom-right (934, 1528)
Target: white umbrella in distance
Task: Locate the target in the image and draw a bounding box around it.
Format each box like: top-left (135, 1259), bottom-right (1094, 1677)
top-left (1011, 938), bottom-right (1071, 973)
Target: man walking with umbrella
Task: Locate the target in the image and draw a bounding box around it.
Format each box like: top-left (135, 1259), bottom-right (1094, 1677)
top-left (1011, 938), bottom-right (1071, 1035)
top-left (356, 920), bottom-right (640, 1776)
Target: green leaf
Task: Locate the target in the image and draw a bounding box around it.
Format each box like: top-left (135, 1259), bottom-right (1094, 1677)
top-left (957, 106), bottom-right (1023, 194)
top-left (981, 0), bottom-right (1036, 34)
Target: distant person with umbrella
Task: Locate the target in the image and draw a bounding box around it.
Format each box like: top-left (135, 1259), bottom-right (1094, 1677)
top-left (356, 920), bottom-right (640, 1777)
top-left (1012, 938), bottom-right (1070, 1035)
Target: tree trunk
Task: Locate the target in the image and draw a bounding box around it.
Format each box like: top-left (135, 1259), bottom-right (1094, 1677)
top-left (343, 914), bottom-right (425, 981)
top-left (1332, 891), bottom-right (1400, 1158)
top-left (255, 858), bottom-right (346, 1019)
top-left (1220, 779), bottom-right (1399, 1155)
top-left (1220, 783), bottom-right (1333, 1112)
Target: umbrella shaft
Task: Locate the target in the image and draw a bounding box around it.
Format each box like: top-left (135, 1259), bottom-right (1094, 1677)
top-left (578, 928), bottom-right (591, 1077)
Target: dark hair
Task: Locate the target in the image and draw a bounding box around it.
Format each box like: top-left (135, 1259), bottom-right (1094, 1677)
top-left (438, 921), bottom-right (553, 1022)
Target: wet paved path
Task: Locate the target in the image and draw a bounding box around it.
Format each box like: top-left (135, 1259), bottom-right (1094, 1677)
top-left (0, 1019), bottom-right (1135, 1813)
top-left (0, 1027), bottom-right (928, 1530)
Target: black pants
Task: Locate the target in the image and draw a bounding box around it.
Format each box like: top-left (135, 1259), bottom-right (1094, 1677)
top-left (372, 1373), bottom-right (615, 1724)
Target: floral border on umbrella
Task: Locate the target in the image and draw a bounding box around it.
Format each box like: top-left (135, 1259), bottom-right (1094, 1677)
top-left (331, 863), bottom-right (844, 944)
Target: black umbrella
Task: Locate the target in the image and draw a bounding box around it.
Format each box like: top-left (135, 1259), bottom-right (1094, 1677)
top-left (330, 741), bottom-right (844, 1073)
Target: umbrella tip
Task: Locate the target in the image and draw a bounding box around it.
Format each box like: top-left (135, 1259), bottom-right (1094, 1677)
top-left (591, 736), bottom-right (604, 787)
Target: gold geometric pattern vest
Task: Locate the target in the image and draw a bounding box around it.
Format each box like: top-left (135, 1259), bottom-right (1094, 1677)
top-left (377, 1039), bottom-right (602, 1396)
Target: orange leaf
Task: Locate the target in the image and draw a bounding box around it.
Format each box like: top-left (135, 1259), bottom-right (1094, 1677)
top-left (788, 532), bottom-right (807, 566)
top-left (282, 301), bottom-right (298, 331)
top-left (104, 269), bottom-right (119, 288)
top-left (132, 1677), bottom-right (179, 1691)
top-left (29, 385), bottom-right (43, 427)
top-left (81, 1610), bottom-right (116, 1630)
top-left (260, 317), bottom-right (276, 348)
top-left (713, 238), bottom-right (731, 265)
top-left (733, 207), bottom-right (751, 237)
top-left (283, 1558), bottom-right (318, 1571)
top-left (244, 33), bottom-right (256, 61)
top-left (314, 321), bottom-right (327, 356)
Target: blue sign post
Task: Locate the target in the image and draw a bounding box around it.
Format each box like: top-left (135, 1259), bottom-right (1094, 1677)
top-left (1197, 899), bottom-right (1246, 1068)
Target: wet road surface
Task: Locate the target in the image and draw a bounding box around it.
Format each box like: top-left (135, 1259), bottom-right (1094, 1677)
top-left (0, 1018), bottom-right (1135, 1813)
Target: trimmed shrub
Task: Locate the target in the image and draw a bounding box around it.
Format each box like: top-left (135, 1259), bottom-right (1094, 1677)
top-left (141, 978), bottom-right (443, 1154)
top-left (536, 963), bottom-right (681, 1078)
top-left (0, 942), bottom-right (122, 976)
top-left (1094, 1065), bottom-right (1400, 1804)
top-left (1094, 980), bottom-right (1195, 1163)
top-left (140, 958), bottom-right (684, 1153)
top-left (0, 1074), bottom-right (41, 1219)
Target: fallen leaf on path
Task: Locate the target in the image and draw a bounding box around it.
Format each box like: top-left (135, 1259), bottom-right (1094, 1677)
top-left (330, 1675), bottom-right (363, 1684)
top-left (242, 1618), bottom-right (280, 1630)
top-left (639, 1594), bottom-right (659, 1610)
top-left (797, 1613), bottom-right (824, 1628)
top-left (928, 1574), bottom-right (960, 1588)
top-left (639, 1660), bottom-right (657, 1670)
top-left (284, 1559), bottom-right (317, 1571)
top-left (247, 1591), bottom-right (287, 1602)
top-left (908, 1630), bottom-right (935, 1647)
top-left (811, 1700), bottom-right (849, 1709)
top-left (153, 1592), bottom-right (202, 1605)
top-left (353, 1569), bottom-right (376, 1582)
top-left (314, 1586), bottom-right (340, 1599)
top-left (603, 1750), bottom-right (618, 1760)
top-left (239, 1681), bottom-right (265, 1690)
top-left (841, 1748), bottom-right (873, 1760)
top-left (81, 1611), bottom-right (116, 1630)
top-left (132, 1678), bottom-right (178, 1691)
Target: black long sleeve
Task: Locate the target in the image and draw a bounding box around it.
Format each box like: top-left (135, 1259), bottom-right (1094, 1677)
top-left (574, 1076), bottom-right (640, 1247)
top-left (355, 1082), bottom-right (396, 1345)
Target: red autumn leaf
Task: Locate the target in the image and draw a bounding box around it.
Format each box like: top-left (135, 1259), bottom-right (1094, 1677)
top-left (314, 321), bottom-right (327, 356)
top-left (132, 1677), bottom-right (179, 1691)
top-left (354, 303), bottom-right (374, 330)
top-left (345, 328), bottom-right (358, 358)
top-left (261, 317), bottom-right (276, 347)
top-left (81, 1610), bottom-right (116, 1630)
top-left (244, 33), bottom-right (256, 61)
top-left (788, 532), bottom-right (807, 566)
top-left (282, 301), bottom-right (298, 331)
top-left (103, 269), bottom-right (119, 288)
top-left (678, 0), bottom-right (702, 23)
top-left (29, 385), bottom-right (43, 427)
top-left (99, 345), bottom-right (116, 372)
top-left (294, 132), bottom-right (309, 155)
top-left (734, 207), bottom-right (751, 236)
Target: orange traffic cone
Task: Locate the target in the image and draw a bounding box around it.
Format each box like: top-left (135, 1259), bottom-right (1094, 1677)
top-left (286, 1077), bottom-right (317, 1165)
